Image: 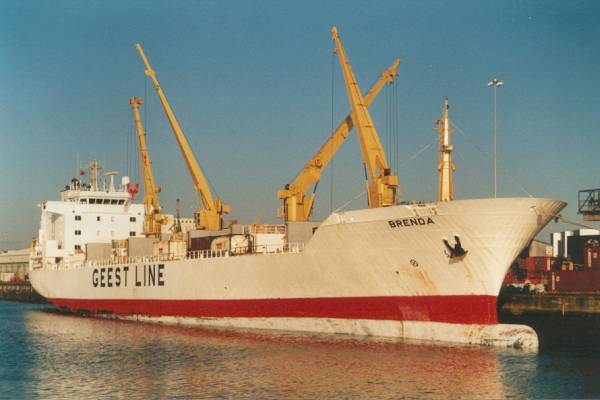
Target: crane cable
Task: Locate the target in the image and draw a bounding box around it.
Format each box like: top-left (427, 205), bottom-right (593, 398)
top-left (385, 79), bottom-right (390, 163)
top-left (384, 80), bottom-right (400, 174)
top-left (126, 98), bottom-right (132, 179)
top-left (334, 135), bottom-right (437, 213)
top-left (394, 82), bottom-right (399, 174)
top-left (329, 48), bottom-right (335, 213)
top-left (391, 82), bottom-right (396, 173)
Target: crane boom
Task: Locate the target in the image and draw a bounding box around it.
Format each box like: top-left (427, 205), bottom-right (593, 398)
top-left (331, 27), bottom-right (399, 208)
top-left (130, 96), bottom-right (164, 237)
top-left (135, 43), bottom-right (230, 230)
top-left (277, 59), bottom-right (400, 222)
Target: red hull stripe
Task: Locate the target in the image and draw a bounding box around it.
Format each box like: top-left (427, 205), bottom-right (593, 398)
top-left (49, 295), bottom-right (498, 325)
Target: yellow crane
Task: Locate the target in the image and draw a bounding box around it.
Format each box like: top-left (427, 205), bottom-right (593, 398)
top-left (331, 27), bottom-right (399, 208)
top-left (129, 96), bottom-right (165, 237)
top-left (277, 59), bottom-right (400, 222)
top-left (435, 98), bottom-right (455, 201)
top-left (135, 43), bottom-right (230, 231)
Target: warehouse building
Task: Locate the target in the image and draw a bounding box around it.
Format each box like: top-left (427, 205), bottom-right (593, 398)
top-left (0, 248), bottom-right (29, 282)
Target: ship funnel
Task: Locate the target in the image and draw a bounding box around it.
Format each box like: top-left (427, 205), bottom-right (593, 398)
top-left (104, 171), bottom-right (118, 192)
top-left (121, 176), bottom-right (130, 191)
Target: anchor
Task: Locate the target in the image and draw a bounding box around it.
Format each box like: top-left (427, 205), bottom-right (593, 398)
top-left (443, 234), bottom-right (468, 259)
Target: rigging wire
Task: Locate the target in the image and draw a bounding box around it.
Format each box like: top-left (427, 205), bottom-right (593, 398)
top-left (391, 83), bottom-right (394, 165)
top-left (144, 76), bottom-right (148, 139)
top-left (397, 137), bottom-right (436, 169)
top-left (392, 82), bottom-right (396, 173)
top-left (143, 75), bottom-right (148, 188)
top-left (334, 136), bottom-right (436, 213)
top-left (452, 148), bottom-right (489, 195)
top-left (385, 82), bottom-right (390, 163)
top-left (333, 189), bottom-right (367, 214)
top-left (451, 121), bottom-right (534, 197)
top-left (126, 99), bottom-right (132, 179)
top-left (204, 163), bottom-right (221, 201)
top-left (134, 117), bottom-right (139, 185)
top-left (330, 49), bottom-right (335, 214)
top-left (394, 81), bottom-right (400, 174)
top-left (390, 84), bottom-right (393, 166)
top-left (130, 100), bottom-right (136, 181)
top-left (385, 81), bottom-right (400, 174)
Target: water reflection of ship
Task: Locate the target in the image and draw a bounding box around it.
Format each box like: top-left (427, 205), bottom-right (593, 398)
top-left (25, 310), bottom-right (510, 399)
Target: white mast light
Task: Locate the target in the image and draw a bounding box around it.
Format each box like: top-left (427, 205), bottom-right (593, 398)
top-left (487, 78), bottom-right (503, 198)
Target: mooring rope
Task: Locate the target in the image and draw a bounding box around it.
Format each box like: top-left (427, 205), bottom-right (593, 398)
top-left (532, 207), bottom-right (599, 231)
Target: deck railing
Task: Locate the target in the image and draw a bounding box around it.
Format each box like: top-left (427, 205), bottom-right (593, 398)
top-left (251, 224), bottom-right (286, 234)
top-left (33, 242), bottom-right (304, 271)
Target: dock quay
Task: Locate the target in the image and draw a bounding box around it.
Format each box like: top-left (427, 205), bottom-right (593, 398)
top-left (499, 292), bottom-right (600, 349)
top-left (500, 292), bottom-right (600, 316)
top-left (0, 281), bottom-right (46, 303)
top-left (0, 248), bottom-right (46, 303)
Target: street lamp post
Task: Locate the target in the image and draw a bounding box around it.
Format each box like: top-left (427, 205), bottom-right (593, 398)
top-left (487, 78), bottom-right (503, 198)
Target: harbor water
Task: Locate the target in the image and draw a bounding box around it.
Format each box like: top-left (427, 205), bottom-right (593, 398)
top-left (1, 301), bottom-right (600, 399)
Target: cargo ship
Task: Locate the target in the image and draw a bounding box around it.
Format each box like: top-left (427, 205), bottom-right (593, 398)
top-left (29, 29), bottom-right (566, 349)
top-left (29, 169), bottom-right (565, 349)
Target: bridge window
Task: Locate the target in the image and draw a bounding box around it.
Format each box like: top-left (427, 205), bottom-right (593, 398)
top-left (118, 200), bottom-right (125, 205)
top-left (89, 198), bottom-right (96, 204)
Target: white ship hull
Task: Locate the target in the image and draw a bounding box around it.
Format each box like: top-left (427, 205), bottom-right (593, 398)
top-left (30, 197), bottom-right (565, 348)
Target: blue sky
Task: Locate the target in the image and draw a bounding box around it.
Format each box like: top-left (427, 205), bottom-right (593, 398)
top-left (1, 1), bottom-right (599, 249)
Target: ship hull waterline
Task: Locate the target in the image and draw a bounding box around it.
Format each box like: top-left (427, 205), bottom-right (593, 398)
top-left (30, 198), bottom-right (566, 349)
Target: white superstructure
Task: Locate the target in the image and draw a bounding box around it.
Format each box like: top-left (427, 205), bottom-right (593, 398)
top-left (33, 170), bottom-right (144, 264)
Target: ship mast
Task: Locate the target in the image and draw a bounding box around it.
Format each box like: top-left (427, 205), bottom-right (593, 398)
top-left (172, 197), bottom-right (184, 240)
top-left (83, 160), bottom-right (102, 191)
top-left (130, 96), bottom-right (165, 237)
top-left (435, 98), bottom-right (455, 202)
